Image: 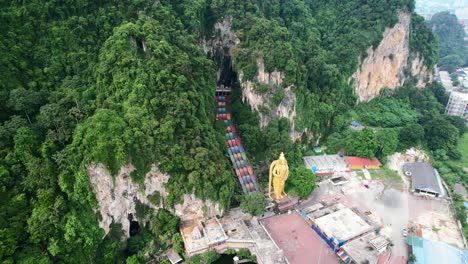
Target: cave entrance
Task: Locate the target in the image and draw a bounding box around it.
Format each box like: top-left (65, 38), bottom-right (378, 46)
top-left (128, 214), bottom-right (139, 237)
top-left (217, 54), bottom-right (237, 89)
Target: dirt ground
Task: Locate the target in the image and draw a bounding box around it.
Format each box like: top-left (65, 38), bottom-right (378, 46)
top-left (408, 195), bottom-right (464, 248)
top-left (387, 149), bottom-right (464, 248)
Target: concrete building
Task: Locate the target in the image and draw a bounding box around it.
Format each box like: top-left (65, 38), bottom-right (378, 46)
top-left (165, 249), bottom-right (183, 264)
top-left (314, 207), bottom-right (373, 244)
top-left (342, 233), bottom-right (389, 264)
top-left (180, 216), bottom-right (257, 256)
top-left (445, 91), bottom-right (468, 118)
top-left (179, 209), bottom-right (284, 263)
top-left (260, 211), bottom-right (339, 264)
top-left (302, 155), bottom-right (350, 178)
top-left (407, 235), bottom-right (468, 264)
top-left (403, 162), bottom-right (446, 198)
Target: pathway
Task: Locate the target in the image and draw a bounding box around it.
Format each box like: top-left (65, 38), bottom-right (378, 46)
top-left (215, 91), bottom-right (260, 193)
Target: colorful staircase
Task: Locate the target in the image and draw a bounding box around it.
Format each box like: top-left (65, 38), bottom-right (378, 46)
top-left (215, 93), bottom-right (260, 193)
top-left (336, 249), bottom-right (351, 263)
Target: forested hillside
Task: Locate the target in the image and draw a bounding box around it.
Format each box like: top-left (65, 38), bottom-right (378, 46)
top-left (0, 0), bottom-right (440, 262)
top-left (429, 11), bottom-right (467, 72)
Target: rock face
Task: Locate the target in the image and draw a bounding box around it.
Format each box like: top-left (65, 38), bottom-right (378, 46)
top-left (88, 163), bottom-right (222, 237)
top-left (174, 194), bottom-right (223, 223)
top-left (203, 16), bottom-right (239, 85)
top-left (88, 164), bottom-right (168, 236)
top-left (203, 18), bottom-right (300, 139)
top-left (239, 58), bottom-right (299, 139)
top-left (411, 55), bottom-right (433, 88)
top-left (352, 12), bottom-right (433, 102)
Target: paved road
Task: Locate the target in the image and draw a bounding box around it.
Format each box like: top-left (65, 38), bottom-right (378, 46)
top-left (439, 71), bottom-right (454, 92)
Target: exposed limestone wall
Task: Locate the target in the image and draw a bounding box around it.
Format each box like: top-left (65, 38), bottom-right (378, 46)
top-left (173, 194), bottom-right (223, 223)
top-left (239, 58), bottom-right (298, 139)
top-left (88, 163), bottom-right (222, 237)
top-left (352, 12), bottom-right (433, 102)
top-left (204, 18), bottom-right (304, 140)
top-left (203, 16), bottom-right (239, 82)
top-left (411, 55), bottom-right (433, 88)
top-left (88, 164), bottom-right (168, 236)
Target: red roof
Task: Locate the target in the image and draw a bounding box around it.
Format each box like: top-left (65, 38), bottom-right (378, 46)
top-left (344, 156), bottom-right (382, 167)
top-left (261, 212), bottom-right (339, 264)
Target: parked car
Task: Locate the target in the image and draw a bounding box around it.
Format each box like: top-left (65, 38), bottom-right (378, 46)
top-left (402, 229), bottom-right (408, 237)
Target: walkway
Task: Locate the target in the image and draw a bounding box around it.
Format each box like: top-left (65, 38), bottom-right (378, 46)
top-left (215, 92), bottom-right (260, 193)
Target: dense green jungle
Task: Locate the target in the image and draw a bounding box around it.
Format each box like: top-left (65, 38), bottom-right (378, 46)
top-left (0, 0), bottom-right (465, 263)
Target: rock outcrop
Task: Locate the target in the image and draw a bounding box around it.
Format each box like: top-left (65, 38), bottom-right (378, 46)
top-left (411, 55), bottom-right (433, 88)
top-left (174, 194), bottom-right (223, 223)
top-left (203, 16), bottom-right (239, 85)
top-left (204, 18), bottom-right (304, 140)
top-left (88, 163), bottom-right (222, 237)
top-left (239, 58), bottom-right (299, 139)
top-left (352, 12), bottom-right (433, 102)
top-left (88, 164), bottom-right (168, 236)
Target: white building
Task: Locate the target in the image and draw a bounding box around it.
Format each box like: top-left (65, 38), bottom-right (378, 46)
top-left (445, 91), bottom-right (468, 118)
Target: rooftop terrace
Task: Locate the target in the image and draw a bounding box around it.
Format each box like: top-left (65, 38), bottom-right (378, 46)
top-left (315, 207), bottom-right (373, 242)
top-left (261, 211), bottom-right (339, 264)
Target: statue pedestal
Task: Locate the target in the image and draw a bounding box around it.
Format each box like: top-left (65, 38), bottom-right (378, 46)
top-left (269, 193), bottom-right (297, 212)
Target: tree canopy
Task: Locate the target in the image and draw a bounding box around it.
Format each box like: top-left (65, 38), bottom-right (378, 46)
top-left (0, 0), bottom-right (441, 262)
top-left (429, 12), bottom-right (467, 72)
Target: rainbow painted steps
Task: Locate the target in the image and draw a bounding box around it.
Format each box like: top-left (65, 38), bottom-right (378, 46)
top-left (215, 94), bottom-right (260, 193)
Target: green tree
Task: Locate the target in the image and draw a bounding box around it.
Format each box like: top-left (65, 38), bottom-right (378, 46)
top-left (399, 124), bottom-right (425, 149)
top-left (240, 193), bottom-right (267, 216)
top-left (439, 55), bottom-right (464, 72)
top-left (347, 128), bottom-right (378, 158)
top-left (187, 250), bottom-right (220, 264)
top-left (447, 116), bottom-right (466, 137)
top-left (424, 117), bottom-right (459, 152)
top-left (171, 233), bottom-right (184, 255)
top-left (376, 128), bottom-right (399, 158)
top-left (150, 209), bottom-right (180, 238)
top-left (429, 12), bottom-right (467, 73)
top-left (7, 88), bottom-right (45, 124)
top-left (287, 166), bottom-right (316, 199)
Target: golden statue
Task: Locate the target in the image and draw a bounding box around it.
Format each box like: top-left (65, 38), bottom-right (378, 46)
top-left (268, 152), bottom-right (289, 202)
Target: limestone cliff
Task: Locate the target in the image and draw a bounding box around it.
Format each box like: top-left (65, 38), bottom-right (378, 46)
top-left (203, 16), bottom-right (239, 85)
top-left (239, 58), bottom-right (299, 139)
top-left (411, 55), bottom-right (433, 88)
top-left (352, 12), bottom-right (433, 102)
top-left (204, 18), bottom-right (303, 140)
top-left (88, 163), bottom-right (222, 237)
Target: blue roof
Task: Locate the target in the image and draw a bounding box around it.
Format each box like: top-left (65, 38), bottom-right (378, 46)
top-left (407, 236), bottom-right (468, 264)
top-left (464, 202), bottom-right (468, 209)
top-left (351, 121), bottom-right (360, 126)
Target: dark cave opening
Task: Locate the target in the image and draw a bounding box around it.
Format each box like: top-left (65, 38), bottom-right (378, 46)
top-left (217, 54), bottom-right (238, 88)
top-left (128, 214), bottom-right (139, 237)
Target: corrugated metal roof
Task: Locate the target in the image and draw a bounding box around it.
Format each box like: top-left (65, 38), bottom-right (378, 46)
top-left (407, 236), bottom-right (468, 264)
top-left (344, 156), bottom-right (382, 167)
top-left (403, 162), bottom-right (445, 196)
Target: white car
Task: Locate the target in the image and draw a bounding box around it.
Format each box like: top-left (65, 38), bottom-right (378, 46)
top-left (402, 229), bottom-right (408, 237)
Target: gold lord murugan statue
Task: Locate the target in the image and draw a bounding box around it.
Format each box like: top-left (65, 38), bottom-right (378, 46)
top-left (268, 152), bottom-right (289, 202)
